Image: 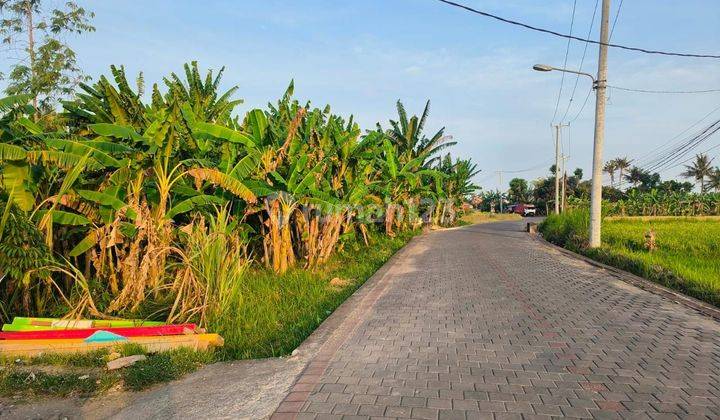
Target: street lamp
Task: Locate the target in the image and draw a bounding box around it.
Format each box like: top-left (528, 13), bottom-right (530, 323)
top-left (532, 60), bottom-right (608, 249)
top-left (532, 64), bottom-right (553, 72)
top-left (533, 0), bottom-right (610, 249)
top-left (532, 64), bottom-right (597, 86)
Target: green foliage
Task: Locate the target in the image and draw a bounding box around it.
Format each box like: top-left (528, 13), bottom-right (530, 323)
top-left (0, 228), bottom-right (414, 399)
top-left (0, 0), bottom-right (95, 111)
top-left (681, 154), bottom-right (715, 193)
top-left (0, 200), bottom-right (52, 305)
top-left (0, 61), bottom-right (476, 372)
top-left (539, 210), bottom-right (590, 250)
top-left (530, 165), bottom-right (585, 214)
top-left (508, 177), bottom-right (530, 203)
top-left (568, 190), bottom-right (720, 217)
top-left (11, 348), bottom-right (110, 368)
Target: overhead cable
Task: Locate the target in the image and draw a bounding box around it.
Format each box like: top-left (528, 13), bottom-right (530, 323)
top-left (435, 0), bottom-right (720, 59)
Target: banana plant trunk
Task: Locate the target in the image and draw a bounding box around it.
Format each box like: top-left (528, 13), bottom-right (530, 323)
top-left (263, 198), bottom-right (295, 273)
top-left (385, 203), bottom-right (396, 237)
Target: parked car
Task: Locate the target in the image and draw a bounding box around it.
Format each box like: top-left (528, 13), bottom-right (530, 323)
top-left (512, 203), bottom-right (536, 217)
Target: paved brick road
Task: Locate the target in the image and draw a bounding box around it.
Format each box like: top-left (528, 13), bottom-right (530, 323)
top-left (278, 221), bottom-right (720, 419)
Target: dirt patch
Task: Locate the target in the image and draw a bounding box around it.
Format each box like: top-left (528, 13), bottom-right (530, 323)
top-left (328, 277), bottom-right (352, 290)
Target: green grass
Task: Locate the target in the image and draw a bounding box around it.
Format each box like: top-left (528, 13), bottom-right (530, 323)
top-left (540, 211), bottom-right (720, 306)
top-left (0, 344), bottom-right (215, 399)
top-left (121, 348), bottom-right (214, 391)
top-left (1, 228), bottom-right (416, 399)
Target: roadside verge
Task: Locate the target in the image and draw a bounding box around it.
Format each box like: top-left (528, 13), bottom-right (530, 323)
top-left (530, 232), bottom-right (720, 322)
top-left (1, 233), bottom-right (425, 420)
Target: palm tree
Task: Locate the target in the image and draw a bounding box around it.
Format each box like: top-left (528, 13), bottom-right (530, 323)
top-left (681, 154), bottom-right (715, 193)
top-left (613, 157), bottom-right (631, 188)
top-left (603, 160), bottom-right (618, 187)
top-left (625, 166), bottom-right (646, 188)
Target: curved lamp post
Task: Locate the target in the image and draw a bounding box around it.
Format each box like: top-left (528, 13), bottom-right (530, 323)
top-left (532, 61), bottom-right (608, 248)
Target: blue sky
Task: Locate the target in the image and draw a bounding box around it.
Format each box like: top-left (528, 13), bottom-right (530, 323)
top-left (22, 1), bottom-right (720, 190)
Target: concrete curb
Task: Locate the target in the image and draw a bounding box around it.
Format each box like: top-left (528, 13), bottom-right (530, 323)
top-left (529, 232), bottom-right (720, 322)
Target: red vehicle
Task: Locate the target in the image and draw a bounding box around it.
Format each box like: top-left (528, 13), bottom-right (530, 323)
top-left (510, 203), bottom-right (536, 217)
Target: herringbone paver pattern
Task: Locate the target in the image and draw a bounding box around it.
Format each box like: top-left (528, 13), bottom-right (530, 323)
top-left (292, 221), bottom-right (720, 419)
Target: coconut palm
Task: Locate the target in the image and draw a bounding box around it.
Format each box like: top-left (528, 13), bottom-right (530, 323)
top-left (603, 160), bottom-right (618, 187)
top-left (625, 166), bottom-right (646, 188)
top-left (613, 157), bottom-right (631, 189)
top-left (682, 154), bottom-right (715, 193)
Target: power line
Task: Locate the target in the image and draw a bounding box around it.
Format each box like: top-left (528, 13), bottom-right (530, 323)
top-left (560, 0), bottom-right (599, 123)
top-left (608, 85), bottom-right (720, 94)
top-left (551, 0), bottom-right (578, 123)
top-left (567, 87), bottom-right (594, 124)
top-left (610, 119), bottom-right (720, 187)
top-left (605, 113), bottom-right (720, 188)
top-left (612, 139), bottom-right (720, 188)
top-left (643, 120), bottom-right (720, 171)
top-left (643, 120), bottom-right (720, 173)
top-left (435, 0), bottom-right (720, 59)
top-left (499, 161), bottom-right (554, 174)
top-left (662, 142), bottom-right (720, 173)
top-left (630, 104), bottom-right (720, 168)
top-left (609, 0), bottom-right (623, 40)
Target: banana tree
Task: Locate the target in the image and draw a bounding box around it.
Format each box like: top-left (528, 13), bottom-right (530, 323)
top-left (387, 100), bottom-right (456, 168)
top-left (434, 155), bottom-right (480, 225)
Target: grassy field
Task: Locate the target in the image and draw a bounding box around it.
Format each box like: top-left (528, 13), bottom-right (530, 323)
top-left (459, 211), bottom-right (522, 225)
top-left (1, 229), bottom-right (416, 399)
top-left (541, 211), bottom-right (720, 306)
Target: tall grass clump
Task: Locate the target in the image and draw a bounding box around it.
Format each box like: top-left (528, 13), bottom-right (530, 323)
top-left (168, 206), bottom-right (249, 326)
top-left (539, 209), bottom-right (589, 250)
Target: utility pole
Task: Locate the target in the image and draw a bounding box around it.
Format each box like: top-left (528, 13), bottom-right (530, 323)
top-left (589, 0), bottom-right (611, 248)
top-left (561, 155), bottom-right (569, 212)
top-left (554, 125), bottom-right (560, 214)
top-left (496, 170), bottom-right (504, 213)
top-left (552, 124), bottom-right (568, 214)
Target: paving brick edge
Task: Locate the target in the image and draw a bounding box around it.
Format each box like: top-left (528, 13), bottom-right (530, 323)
top-left (530, 232), bottom-right (720, 322)
top-left (269, 233), bottom-right (426, 419)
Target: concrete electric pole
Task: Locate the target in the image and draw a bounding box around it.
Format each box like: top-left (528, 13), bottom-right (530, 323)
top-left (496, 170), bottom-right (503, 213)
top-left (589, 0), bottom-right (610, 248)
top-left (554, 125), bottom-right (560, 214)
top-left (561, 155), bottom-right (569, 212)
top-left (533, 0), bottom-right (609, 244)
top-left (553, 124), bottom-right (568, 214)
